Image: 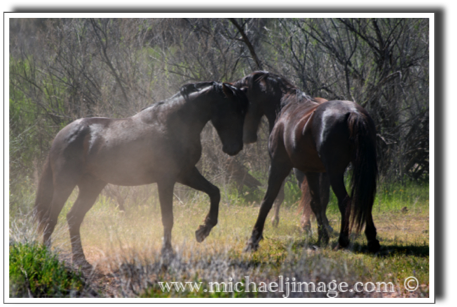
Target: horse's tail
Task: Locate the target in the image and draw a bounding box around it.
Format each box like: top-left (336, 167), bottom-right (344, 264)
top-left (347, 112), bottom-right (378, 233)
top-left (34, 155), bottom-right (54, 236)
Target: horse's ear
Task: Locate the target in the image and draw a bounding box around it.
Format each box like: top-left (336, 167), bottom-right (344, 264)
top-left (222, 83), bottom-right (235, 99)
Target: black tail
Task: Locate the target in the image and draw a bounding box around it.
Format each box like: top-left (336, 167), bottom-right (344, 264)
top-left (347, 112), bottom-right (378, 233)
top-left (34, 155), bottom-right (54, 236)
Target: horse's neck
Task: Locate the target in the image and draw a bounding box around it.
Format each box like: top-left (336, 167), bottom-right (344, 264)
top-left (137, 97), bottom-right (209, 129)
top-left (174, 96), bottom-right (215, 131)
top-left (261, 98), bottom-right (283, 132)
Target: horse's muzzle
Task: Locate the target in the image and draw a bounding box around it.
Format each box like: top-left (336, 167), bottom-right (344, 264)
top-left (223, 143), bottom-right (243, 156)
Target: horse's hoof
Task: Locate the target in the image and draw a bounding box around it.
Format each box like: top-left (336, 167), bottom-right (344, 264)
top-left (161, 246), bottom-right (175, 258)
top-left (243, 243), bottom-right (258, 252)
top-left (243, 239), bottom-right (259, 252)
top-left (301, 223), bottom-right (312, 234)
top-left (326, 226), bottom-right (334, 234)
top-left (271, 217), bottom-right (279, 228)
top-left (334, 239), bottom-right (350, 251)
top-left (73, 258), bottom-right (94, 272)
top-left (308, 244), bottom-right (319, 251)
top-left (335, 236), bottom-right (350, 249)
top-left (317, 235), bottom-right (330, 246)
top-left (195, 225), bottom-right (211, 243)
top-left (367, 240), bottom-right (381, 253)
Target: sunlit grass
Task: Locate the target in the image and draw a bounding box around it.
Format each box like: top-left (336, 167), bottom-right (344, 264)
top-left (10, 180), bottom-right (429, 298)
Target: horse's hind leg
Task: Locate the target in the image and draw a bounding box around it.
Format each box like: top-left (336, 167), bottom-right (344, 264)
top-left (299, 173), bottom-right (332, 234)
top-left (42, 170), bottom-right (80, 249)
top-left (365, 209), bottom-right (380, 252)
top-left (304, 172), bottom-right (329, 245)
top-left (328, 173), bottom-right (351, 249)
top-left (319, 173), bottom-right (333, 233)
top-left (299, 178), bottom-right (313, 233)
top-left (66, 175), bottom-right (106, 268)
top-left (177, 167), bottom-right (220, 243)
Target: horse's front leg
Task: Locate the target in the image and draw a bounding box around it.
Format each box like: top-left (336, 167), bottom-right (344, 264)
top-left (157, 180), bottom-right (176, 254)
top-left (271, 180), bottom-right (285, 227)
top-left (245, 162), bottom-right (292, 252)
top-left (177, 167), bottom-right (220, 243)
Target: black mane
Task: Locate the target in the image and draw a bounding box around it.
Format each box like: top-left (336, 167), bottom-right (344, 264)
top-left (142, 82), bottom-right (216, 111)
top-left (142, 81), bottom-right (249, 116)
top-left (179, 81), bottom-right (216, 101)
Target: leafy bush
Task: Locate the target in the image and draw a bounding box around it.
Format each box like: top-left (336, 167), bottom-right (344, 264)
top-left (9, 243), bottom-right (87, 298)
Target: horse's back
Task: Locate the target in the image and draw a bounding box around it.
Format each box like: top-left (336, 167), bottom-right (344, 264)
top-left (276, 100), bottom-right (372, 173)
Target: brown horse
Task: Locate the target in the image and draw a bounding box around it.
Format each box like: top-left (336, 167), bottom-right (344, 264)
top-left (232, 72), bottom-right (333, 233)
top-left (233, 71), bottom-right (380, 252)
top-left (34, 82), bottom-right (249, 268)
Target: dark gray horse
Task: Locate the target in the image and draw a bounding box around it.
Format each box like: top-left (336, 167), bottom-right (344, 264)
top-left (34, 82), bottom-right (249, 269)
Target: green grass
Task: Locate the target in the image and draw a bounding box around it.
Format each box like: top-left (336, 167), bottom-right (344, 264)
top-left (9, 179), bottom-right (430, 298)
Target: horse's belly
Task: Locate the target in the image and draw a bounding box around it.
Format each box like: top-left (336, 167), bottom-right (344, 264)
top-left (85, 138), bottom-right (201, 185)
top-left (87, 159), bottom-right (163, 185)
top-left (288, 148), bottom-right (326, 172)
top-left (85, 144), bottom-right (177, 185)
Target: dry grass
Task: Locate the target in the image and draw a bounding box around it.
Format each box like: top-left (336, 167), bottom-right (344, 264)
top-left (8, 178), bottom-right (429, 299)
top-left (24, 182), bottom-right (429, 299)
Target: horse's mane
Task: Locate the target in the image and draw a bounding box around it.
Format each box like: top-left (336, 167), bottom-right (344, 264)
top-left (179, 81), bottom-right (216, 101)
top-left (142, 81), bottom-right (249, 115)
top-left (142, 82), bottom-right (216, 111)
top-left (180, 81), bottom-right (249, 115)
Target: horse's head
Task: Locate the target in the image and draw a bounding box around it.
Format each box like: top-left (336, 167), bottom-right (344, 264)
top-left (232, 71), bottom-right (270, 144)
top-left (236, 71), bottom-right (301, 144)
top-left (210, 83), bottom-right (249, 156)
top-left (241, 86), bottom-right (263, 144)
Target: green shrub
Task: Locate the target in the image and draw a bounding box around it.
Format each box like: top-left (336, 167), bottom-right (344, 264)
top-left (9, 243), bottom-right (86, 298)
